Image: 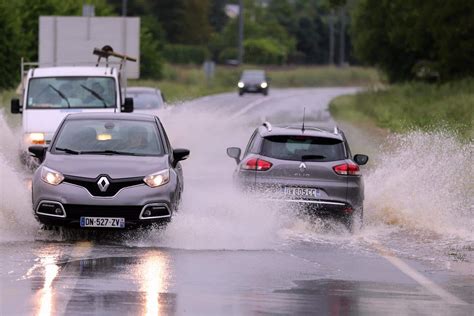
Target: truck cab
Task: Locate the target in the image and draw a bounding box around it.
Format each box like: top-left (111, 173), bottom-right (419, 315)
top-left (11, 66), bottom-right (133, 149)
top-left (11, 46), bottom-right (135, 155)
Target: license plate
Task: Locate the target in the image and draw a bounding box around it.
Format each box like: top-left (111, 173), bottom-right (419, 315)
top-left (80, 217), bottom-right (125, 228)
top-left (284, 187), bottom-right (320, 198)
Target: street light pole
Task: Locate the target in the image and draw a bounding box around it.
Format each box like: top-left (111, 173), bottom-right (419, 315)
top-left (339, 7), bottom-right (346, 66)
top-left (238, 0), bottom-right (244, 65)
top-left (328, 9), bottom-right (335, 65)
top-left (122, 0), bottom-right (127, 16)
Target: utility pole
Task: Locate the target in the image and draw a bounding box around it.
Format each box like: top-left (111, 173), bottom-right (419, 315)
top-left (238, 0), bottom-right (244, 65)
top-left (122, 0), bottom-right (127, 16)
top-left (328, 10), bottom-right (335, 65)
top-left (339, 6), bottom-right (346, 66)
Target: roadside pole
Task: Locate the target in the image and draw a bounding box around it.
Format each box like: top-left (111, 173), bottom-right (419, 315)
top-left (339, 6), bottom-right (346, 66)
top-left (238, 0), bottom-right (244, 65)
top-left (328, 10), bottom-right (335, 65)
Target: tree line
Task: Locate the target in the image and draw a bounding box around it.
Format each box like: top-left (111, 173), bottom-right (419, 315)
top-left (0, 0), bottom-right (472, 90)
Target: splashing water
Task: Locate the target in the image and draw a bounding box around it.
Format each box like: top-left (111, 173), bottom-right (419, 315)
top-left (0, 93), bottom-right (472, 263)
top-left (365, 131), bottom-right (473, 240)
top-left (0, 111), bottom-right (38, 241)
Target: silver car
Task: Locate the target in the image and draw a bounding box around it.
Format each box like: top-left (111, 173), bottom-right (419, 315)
top-left (29, 113), bottom-right (189, 229)
top-left (227, 122), bottom-right (368, 229)
top-left (126, 87), bottom-right (166, 114)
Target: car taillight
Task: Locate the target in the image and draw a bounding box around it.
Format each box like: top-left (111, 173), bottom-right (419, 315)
top-left (333, 163), bottom-right (360, 175)
top-left (242, 158), bottom-right (272, 171)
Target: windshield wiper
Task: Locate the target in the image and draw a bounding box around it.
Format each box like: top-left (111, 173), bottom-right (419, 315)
top-left (48, 84), bottom-right (70, 108)
top-left (80, 84), bottom-right (107, 108)
top-left (301, 155), bottom-right (326, 161)
top-left (80, 150), bottom-right (139, 156)
top-left (55, 147), bottom-right (80, 155)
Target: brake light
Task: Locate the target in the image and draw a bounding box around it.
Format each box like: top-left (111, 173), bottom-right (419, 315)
top-left (242, 158), bottom-right (272, 171)
top-left (333, 163), bottom-right (360, 175)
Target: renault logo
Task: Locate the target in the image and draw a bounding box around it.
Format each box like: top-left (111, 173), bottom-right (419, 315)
top-left (97, 176), bottom-right (110, 192)
top-left (299, 162), bottom-right (307, 173)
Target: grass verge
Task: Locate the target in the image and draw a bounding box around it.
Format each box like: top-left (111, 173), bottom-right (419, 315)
top-left (129, 64), bottom-right (381, 102)
top-left (329, 79), bottom-right (474, 140)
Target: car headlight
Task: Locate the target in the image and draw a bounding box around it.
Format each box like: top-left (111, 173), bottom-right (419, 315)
top-left (260, 82), bottom-right (268, 89)
top-left (237, 81), bottom-right (245, 88)
top-left (144, 169), bottom-right (170, 188)
top-left (41, 166), bottom-right (64, 185)
top-left (27, 132), bottom-right (45, 145)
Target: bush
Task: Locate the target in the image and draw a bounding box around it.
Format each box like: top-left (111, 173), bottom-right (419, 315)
top-left (218, 48), bottom-right (238, 63)
top-left (163, 44), bottom-right (210, 64)
top-left (330, 79), bottom-right (474, 139)
top-left (244, 38), bottom-right (286, 65)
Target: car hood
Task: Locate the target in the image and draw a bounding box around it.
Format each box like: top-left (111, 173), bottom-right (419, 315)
top-left (242, 79), bottom-right (265, 85)
top-left (43, 153), bottom-right (169, 178)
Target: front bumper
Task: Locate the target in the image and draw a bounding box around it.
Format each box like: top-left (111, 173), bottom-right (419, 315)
top-left (35, 200), bottom-right (171, 228)
top-left (32, 176), bottom-right (177, 228)
top-left (239, 86), bottom-right (268, 93)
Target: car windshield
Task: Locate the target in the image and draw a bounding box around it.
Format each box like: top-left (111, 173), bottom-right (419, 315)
top-left (27, 77), bottom-right (116, 109)
top-left (261, 136), bottom-right (345, 162)
top-left (126, 91), bottom-right (163, 109)
top-left (52, 119), bottom-right (164, 156)
top-left (241, 71), bottom-right (265, 81)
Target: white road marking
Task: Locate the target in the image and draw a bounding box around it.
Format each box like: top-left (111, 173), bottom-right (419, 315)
top-left (55, 241), bottom-right (93, 316)
top-left (229, 96), bottom-right (276, 119)
top-left (371, 241), bottom-right (468, 306)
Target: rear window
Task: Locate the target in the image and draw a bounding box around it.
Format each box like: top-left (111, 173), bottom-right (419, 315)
top-left (261, 136), bottom-right (345, 162)
top-left (126, 92), bottom-right (163, 109)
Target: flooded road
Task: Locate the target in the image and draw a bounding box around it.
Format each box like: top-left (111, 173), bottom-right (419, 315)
top-left (1, 88), bottom-right (473, 315)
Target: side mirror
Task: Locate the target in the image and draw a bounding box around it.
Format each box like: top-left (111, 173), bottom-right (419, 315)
top-left (11, 98), bottom-right (21, 114)
top-left (173, 148), bottom-right (190, 165)
top-left (354, 154), bottom-right (369, 166)
top-left (28, 146), bottom-right (47, 162)
top-left (226, 147), bottom-right (241, 164)
top-left (122, 97), bottom-right (134, 113)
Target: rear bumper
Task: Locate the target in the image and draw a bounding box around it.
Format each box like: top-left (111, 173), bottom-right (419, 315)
top-left (262, 198), bottom-right (355, 217)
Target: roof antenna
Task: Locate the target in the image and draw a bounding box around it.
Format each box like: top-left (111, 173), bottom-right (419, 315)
top-left (302, 107), bottom-right (306, 133)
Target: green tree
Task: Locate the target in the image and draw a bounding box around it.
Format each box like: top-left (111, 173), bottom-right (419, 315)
top-left (177, 0), bottom-right (213, 44)
top-left (0, 1), bottom-right (22, 89)
top-left (352, 0), bottom-right (474, 82)
top-left (209, 0), bottom-right (228, 32)
top-left (140, 25), bottom-right (163, 79)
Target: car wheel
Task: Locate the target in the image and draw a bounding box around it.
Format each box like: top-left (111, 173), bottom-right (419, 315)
top-left (263, 89), bottom-right (268, 96)
top-left (172, 187), bottom-right (183, 212)
top-left (239, 91), bottom-right (244, 96)
top-left (344, 207), bottom-right (363, 233)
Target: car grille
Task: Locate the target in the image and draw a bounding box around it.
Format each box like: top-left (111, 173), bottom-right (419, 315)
top-left (63, 204), bottom-right (144, 220)
top-left (63, 174), bottom-right (144, 197)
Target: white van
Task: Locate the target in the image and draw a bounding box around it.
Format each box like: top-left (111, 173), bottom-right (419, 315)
top-left (10, 47), bottom-right (135, 155)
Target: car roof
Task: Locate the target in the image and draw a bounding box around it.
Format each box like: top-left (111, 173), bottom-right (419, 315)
top-left (242, 69), bottom-right (265, 75)
top-left (65, 112), bottom-right (157, 122)
top-left (126, 87), bottom-right (161, 93)
top-left (257, 123), bottom-right (344, 141)
top-left (30, 66), bottom-right (117, 78)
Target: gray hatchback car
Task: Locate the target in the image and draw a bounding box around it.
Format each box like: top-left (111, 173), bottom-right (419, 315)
top-left (227, 122), bottom-right (368, 229)
top-left (29, 113), bottom-right (189, 229)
